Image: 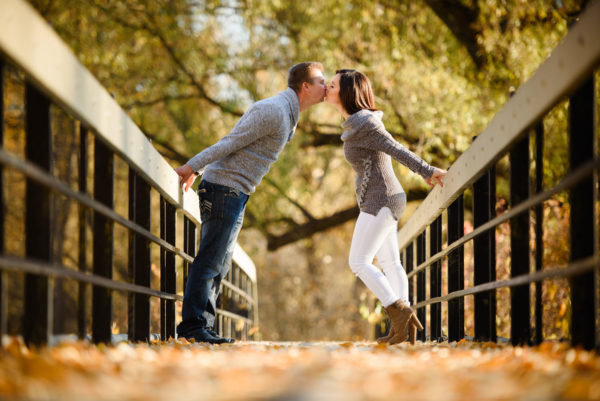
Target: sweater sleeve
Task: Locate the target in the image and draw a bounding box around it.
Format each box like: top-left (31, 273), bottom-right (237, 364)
top-left (186, 103), bottom-right (283, 173)
top-left (364, 127), bottom-right (434, 178)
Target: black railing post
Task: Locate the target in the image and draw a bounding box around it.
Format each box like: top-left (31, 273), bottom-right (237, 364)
top-left (160, 197), bottom-right (176, 341)
top-left (430, 216), bottom-right (442, 341)
top-left (416, 232), bottom-right (427, 342)
top-left (78, 125), bottom-right (88, 340)
top-left (447, 194), bottom-right (465, 342)
top-left (0, 61), bottom-right (5, 340)
top-left (128, 169), bottom-right (151, 342)
top-left (473, 164), bottom-right (497, 342)
top-left (183, 216), bottom-right (196, 292)
top-left (92, 138), bottom-right (114, 344)
top-left (534, 123), bottom-right (544, 345)
top-left (509, 133), bottom-right (531, 345)
top-left (406, 243), bottom-right (414, 306)
top-left (568, 76), bottom-right (596, 350)
top-left (24, 83), bottom-right (52, 346)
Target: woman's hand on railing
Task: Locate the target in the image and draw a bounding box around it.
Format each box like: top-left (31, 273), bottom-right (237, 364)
top-left (176, 164), bottom-right (198, 192)
top-left (425, 168), bottom-right (447, 188)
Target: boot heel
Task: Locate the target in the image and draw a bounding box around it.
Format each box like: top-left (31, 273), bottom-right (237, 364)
top-left (408, 322), bottom-right (418, 345)
top-left (410, 313), bottom-right (424, 331)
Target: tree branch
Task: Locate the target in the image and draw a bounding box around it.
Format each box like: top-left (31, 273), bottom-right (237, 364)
top-left (263, 177), bottom-right (315, 221)
top-left (265, 187), bottom-right (430, 250)
top-left (266, 205), bottom-right (359, 250)
top-left (301, 132), bottom-right (342, 147)
top-left (122, 93), bottom-right (199, 110)
top-left (423, 0), bottom-right (483, 69)
top-left (89, 0), bottom-right (246, 117)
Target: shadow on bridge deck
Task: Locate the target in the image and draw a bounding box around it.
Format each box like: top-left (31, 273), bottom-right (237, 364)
top-left (0, 338), bottom-right (598, 401)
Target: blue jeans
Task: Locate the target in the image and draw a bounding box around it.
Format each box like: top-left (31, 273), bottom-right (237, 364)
top-left (177, 180), bottom-right (249, 337)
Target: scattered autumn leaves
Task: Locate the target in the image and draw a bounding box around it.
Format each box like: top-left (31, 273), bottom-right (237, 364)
top-left (0, 337), bottom-right (599, 401)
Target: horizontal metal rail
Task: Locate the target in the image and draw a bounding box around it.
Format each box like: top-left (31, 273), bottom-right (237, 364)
top-left (0, 256), bottom-right (182, 301)
top-left (0, 257), bottom-right (254, 323)
top-left (0, 145), bottom-right (259, 324)
top-left (397, 0), bottom-right (600, 251)
top-left (413, 256), bottom-right (598, 309)
top-left (216, 308), bottom-right (252, 325)
top-left (221, 280), bottom-right (256, 305)
top-left (0, 147), bottom-right (194, 264)
top-left (407, 157), bottom-right (600, 279)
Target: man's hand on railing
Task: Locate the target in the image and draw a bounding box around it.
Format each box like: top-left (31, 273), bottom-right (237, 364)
top-left (425, 168), bottom-right (447, 188)
top-left (176, 164), bottom-right (199, 192)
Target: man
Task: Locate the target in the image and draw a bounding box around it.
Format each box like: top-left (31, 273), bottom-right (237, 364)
top-left (176, 62), bottom-right (326, 344)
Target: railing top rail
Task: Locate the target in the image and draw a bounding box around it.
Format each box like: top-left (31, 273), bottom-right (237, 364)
top-left (0, 0), bottom-right (260, 282)
top-left (233, 244), bottom-right (257, 282)
top-left (397, 0), bottom-right (600, 251)
top-left (0, 0), bottom-right (199, 222)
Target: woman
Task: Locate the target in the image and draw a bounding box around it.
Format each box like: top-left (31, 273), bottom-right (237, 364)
top-left (325, 69), bottom-right (446, 345)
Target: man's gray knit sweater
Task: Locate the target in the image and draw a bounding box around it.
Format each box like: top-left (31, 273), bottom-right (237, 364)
top-left (341, 109), bottom-right (434, 220)
top-left (186, 88), bottom-right (299, 195)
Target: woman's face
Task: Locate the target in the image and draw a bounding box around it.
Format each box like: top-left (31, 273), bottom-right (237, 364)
top-left (325, 74), bottom-right (341, 107)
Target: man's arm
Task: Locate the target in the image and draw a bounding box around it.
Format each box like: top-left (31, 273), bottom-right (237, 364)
top-left (186, 104), bottom-right (282, 173)
top-left (178, 103), bottom-right (283, 191)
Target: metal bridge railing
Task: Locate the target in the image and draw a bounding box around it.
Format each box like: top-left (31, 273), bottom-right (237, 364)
top-left (0, 0), bottom-right (258, 346)
top-left (397, 1), bottom-right (600, 349)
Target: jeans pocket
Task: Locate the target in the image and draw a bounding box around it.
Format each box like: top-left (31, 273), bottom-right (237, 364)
top-left (199, 191), bottom-right (224, 220)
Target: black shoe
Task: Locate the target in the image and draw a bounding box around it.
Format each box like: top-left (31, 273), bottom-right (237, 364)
top-left (181, 328), bottom-right (229, 344)
top-left (207, 328), bottom-right (235, 344)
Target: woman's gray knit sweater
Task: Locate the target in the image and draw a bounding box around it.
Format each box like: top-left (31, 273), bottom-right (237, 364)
top-left (341, 109), bottom-right (434, 220)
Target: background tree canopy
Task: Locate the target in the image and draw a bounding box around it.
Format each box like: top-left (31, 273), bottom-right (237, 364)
top-left (26, 0), bottom-right (589, 340)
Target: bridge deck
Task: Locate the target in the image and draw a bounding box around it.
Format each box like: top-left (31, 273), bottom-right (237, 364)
top-left (0, 339), bottom-right (598, 401)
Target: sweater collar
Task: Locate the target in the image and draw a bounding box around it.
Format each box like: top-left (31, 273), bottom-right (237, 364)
top-left (341, 109), bottom-right (384, 141)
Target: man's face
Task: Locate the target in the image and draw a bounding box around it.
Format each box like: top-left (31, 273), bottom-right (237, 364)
top-left (306, 70), bottom-right (326, 104)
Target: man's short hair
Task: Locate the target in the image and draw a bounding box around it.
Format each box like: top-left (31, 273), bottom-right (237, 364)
top-left (287, 62), bottom-right (324, 93)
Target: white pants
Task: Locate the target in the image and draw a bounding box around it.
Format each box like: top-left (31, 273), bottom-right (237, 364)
top-left (349, 207), bottom-right (409, 307)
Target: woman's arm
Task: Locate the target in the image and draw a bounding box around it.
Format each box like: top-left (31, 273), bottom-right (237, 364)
top-left (364, 128), bottom-right (435, 178)
top-left (364, 127), bottom-right (447, 187)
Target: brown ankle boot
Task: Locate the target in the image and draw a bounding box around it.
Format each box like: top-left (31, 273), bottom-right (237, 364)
top-left (384, 300), bottom-right (414, 345)
top-left (376, 326), bottom-right (394, 343)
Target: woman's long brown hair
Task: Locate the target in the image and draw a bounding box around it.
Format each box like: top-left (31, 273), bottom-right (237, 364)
top-left (336, 69), bottom-right (378, 115)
